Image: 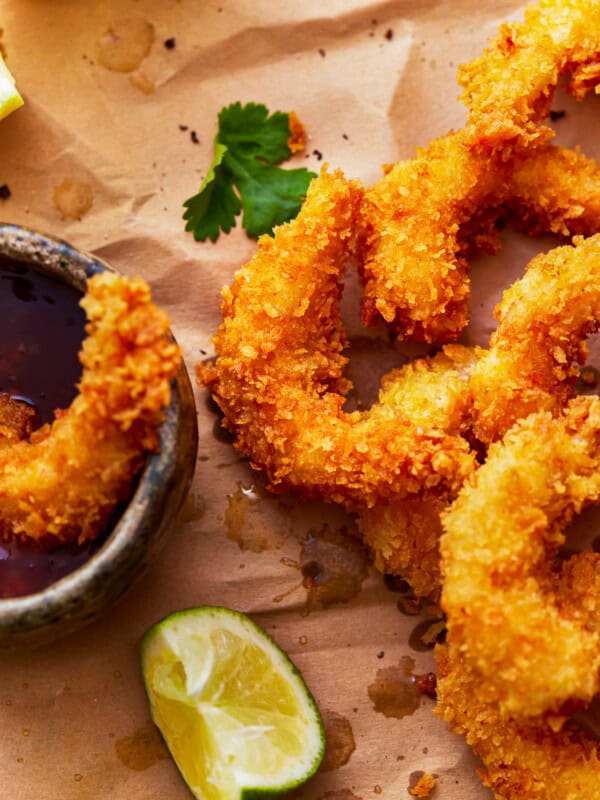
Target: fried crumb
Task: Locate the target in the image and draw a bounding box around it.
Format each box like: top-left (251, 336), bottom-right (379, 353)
top-left (409, 772), bottom-right (436, 797)
top-left (287, 111), bottom-right (307, 153)
top-left (580, 365), bottom-right (598, 388)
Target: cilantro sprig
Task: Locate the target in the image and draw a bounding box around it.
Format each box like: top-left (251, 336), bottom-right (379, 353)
top-left (183, 102), bottom-right (316, 242)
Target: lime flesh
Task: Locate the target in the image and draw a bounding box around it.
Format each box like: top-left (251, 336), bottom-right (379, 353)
top-left (141, 606), bottom-right (325, 800)
top-left (0, 54), bottom-right (23, 120)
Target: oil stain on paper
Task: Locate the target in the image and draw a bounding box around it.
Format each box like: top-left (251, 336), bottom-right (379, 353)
top-left (114, 721), bottom-right (169, 771)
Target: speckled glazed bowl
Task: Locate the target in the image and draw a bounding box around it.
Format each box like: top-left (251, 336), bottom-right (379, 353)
top-left (0, 223), bottom-right (198, 648)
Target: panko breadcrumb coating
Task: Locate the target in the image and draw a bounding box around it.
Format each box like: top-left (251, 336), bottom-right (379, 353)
top-left (470, 235), bottom-right (600, 443)
top-left (357, 345), bottom-right (480, 598)
top-left (363, 235), bottom-right (600, 597)
top-left (0, 394), bottom-right (36, 449)
top-left (409, 772), bottom-right (436, 798)
top-left (0, 272), bottom-right (181, 543)
top-left (436, 644), bottom-right (600, 800)
top-left (458, 0), bottom-right (600, 151)
top-left (360, 136), bottom-right (600, 343)
top-left (200, 170), bottom-right (477, 509)
top-left (441, 396), bottom-right (600, 721)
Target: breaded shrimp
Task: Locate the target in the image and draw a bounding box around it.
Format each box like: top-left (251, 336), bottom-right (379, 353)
top-left (360, 236), bottom-right (600, 596)
top-left (356, 345), bottom-right (481, 598)
top-left (458, 0), bottom-right (600, 152)
top-left (360, 137), bottom-right (600, 343)
top-left (200, 169), bottom-right (477, 509)
top-left (0, 272), bottom-right (181, 543)
top-left (441, 396), bottom-right (600, 720)
top-left (470, 235), bottom-right (600, 444)
top-left (436, 644), bottom-right (600, 800)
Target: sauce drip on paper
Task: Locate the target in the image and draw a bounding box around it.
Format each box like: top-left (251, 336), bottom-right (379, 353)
top-left (368, 656), bottom-right (436, 718)
top-left (0, 259), bottom-right (99, 598)
top-left (321, 709), bottom-right (356, 771)
top-left (97, 16), bottom-right (155, 73)
top-left (53, 180), bottom-right (94, 220)
top-left (115, 721), bottom-right (170, 771)
top-left (300, 524), bottom-right (369, 612)
top-left (225, 483), bottom-right (288, 552)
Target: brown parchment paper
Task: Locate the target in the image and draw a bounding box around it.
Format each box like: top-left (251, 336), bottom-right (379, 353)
top-left (1, 1), bottom-right (599, 798)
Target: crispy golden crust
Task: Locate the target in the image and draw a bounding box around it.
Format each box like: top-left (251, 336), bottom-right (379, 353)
top-left (0, 272), bottom-right (181, 543)
top-left (471, 235), bottom-right (600, 443)
top-left (436, 644), bottom-right (600, 800)
top-left (361, 236), bottom-right (600, 596)
top-left (360, 138), bottom-right (600, 343)
top-left (0, 394), bottom-right (36, 449)
top-left (506, 146), bottom-right (600, 237)
top-left (441, 396), bottom-right (600, 721)
top-left (201, 170), bottom-right (477, 508)
top-left (409, 772), bottom-right (436, 798)
top-left (202, 173), bottom-right (600, 600)
top-left (359, 129), bottom-right (496, 342)
top-left (458, 0), bottom-right (600, 151)
top-left (356, 345), bottom-right (480, 598)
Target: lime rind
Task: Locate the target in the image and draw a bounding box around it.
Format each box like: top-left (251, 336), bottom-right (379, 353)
top-left (141, 606), bottom-right (325, 800)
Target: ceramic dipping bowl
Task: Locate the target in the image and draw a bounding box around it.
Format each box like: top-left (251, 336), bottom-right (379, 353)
top-left (0, 223), bottom-right (198, 649)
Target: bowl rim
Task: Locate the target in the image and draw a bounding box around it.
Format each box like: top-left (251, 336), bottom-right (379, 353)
top-left (0, 222), bottom-right (196, 623)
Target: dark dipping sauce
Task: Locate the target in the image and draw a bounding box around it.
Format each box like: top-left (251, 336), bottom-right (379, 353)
top-left (0, 258), bottom-right (100, 599)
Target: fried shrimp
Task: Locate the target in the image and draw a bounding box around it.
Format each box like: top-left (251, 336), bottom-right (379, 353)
top-left (200, 170), bottom-right (477, 509)
top-left (441, 396), bottom-right (600, 721)
top-left (356, 345), bottom-right (481, 598)
top-left (0, 272), bottom-right (181, 543)
top-left (360, 225), bottom-right (600, 591)
top-left (359, 129), bottom-right (498, 342)
top-left (506, 145), bottom-right (600, 237)
top-left (436, 644), bottom-right (600, 800)
top-left (360, 234), bottom-right (600, 596)
top-left (459, 0), bottom-right (600, 151)
top-left (470, 234), bottom-right (600, 444)
top-left (360, 138), bottom-right (600, 343)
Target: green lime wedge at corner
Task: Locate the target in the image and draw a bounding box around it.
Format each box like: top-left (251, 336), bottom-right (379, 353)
top-left (0, 53), bottom-right (23, 121)
top-left (140, 606), bottom-right (325, 800)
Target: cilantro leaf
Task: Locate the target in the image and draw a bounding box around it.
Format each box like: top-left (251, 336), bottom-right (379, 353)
top-left (225, 154), bottom-right (317, 239)
top-left (183, 102), bottom-right (316, 242)
top-left (218, 101), bottom-right (292, 163)
top-left (183, 142), bottom-right (241, 242)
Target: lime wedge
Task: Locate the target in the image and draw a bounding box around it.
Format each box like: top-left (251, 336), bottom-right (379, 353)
top-left (0, 53), bottom-right (23, 120)
top-left (140, 606), bottom-right (325, 800)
